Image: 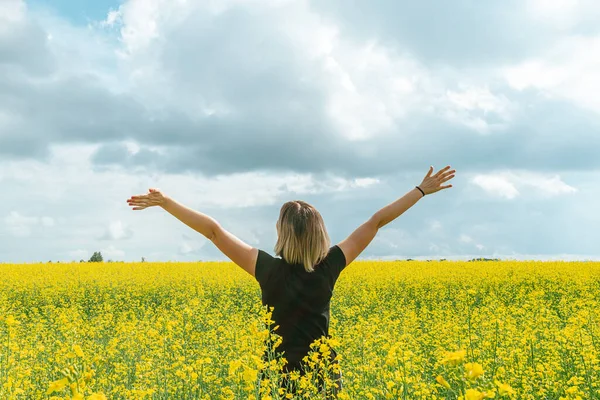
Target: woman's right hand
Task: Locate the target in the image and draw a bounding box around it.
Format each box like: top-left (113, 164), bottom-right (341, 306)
top-left (418, 165), bottom-right (456, 196)
top-left (127, 188), bottom-right (168, 210)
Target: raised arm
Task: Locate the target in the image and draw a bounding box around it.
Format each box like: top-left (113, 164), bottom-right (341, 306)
top-left (127, 189), bottom-right (258, 277)
top-left (127, 188), bottom-right (218, 239)
top-left (337, 165), bottom-right (455, 266)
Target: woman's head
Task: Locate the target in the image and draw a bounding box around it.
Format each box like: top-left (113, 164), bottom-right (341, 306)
top-left (274, 200), bottom-right (330, 272)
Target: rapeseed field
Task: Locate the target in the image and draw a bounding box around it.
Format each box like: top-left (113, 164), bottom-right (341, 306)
top-left (1, 260), bottom-right (599, 399)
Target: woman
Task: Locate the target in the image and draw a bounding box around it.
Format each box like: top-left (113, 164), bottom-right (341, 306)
top-left (126, 165), bottom-right (455, 397)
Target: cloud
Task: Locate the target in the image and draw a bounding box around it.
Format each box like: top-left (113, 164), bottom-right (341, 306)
top-left (5, 211), bottom-right (39, 237)
top-left (308, 0), bottom-right (560, 66)
top-left (504, 35), bottom-right (600, 115)
top-left (67, 249), bottom-right (89, 260)
top-left (101, 245), bottom-right (125, 260)
top-left (472, 175), bottom-right (521, 199)
top-left (444, 85), bottom-right (514, 134)
top-left (526, 0), bottom-right (600, 30)
top-left (1, 0), bottom-right (600, 262)
top-left (459, 234), bottom-right (473, 243)
top-left (429, 220), bottom-right (442, 232)
top-left (4, 211), bottom-right (54, 237)
top-left (2, 0), bottom-right (600, 181)
top-left (471, 171), bottom-right (577, 199)
top-left (41, 217), bottom-right (55, 227)
top-left (100, 220), bottom-right (134, 241)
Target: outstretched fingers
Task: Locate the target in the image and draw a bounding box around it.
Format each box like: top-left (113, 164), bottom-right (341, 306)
top-left (436, 168), bottom-right (455, 181)
top-left (440, 172), bottom-right (455, 182)
top-left (425, 166), bottom-right (434, 178)
top-left (432, 166), bottom-right (450, 178)
top-left (127, 196), bottom-right (150, 210)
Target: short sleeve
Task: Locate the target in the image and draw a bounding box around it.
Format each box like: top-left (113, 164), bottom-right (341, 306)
top-left (255, 249), bottom-right (275, 286)
top-left (327, 245), bottom-right (347, 281)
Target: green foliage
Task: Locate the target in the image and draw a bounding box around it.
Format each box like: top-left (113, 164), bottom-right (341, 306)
top-left (88, 251), bottom-right (103, 263)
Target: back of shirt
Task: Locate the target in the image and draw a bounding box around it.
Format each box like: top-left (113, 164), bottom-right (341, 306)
top-left (255, 245), bottom-right (347, 369)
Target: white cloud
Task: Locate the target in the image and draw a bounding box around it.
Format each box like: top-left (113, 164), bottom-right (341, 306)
top-left (323, 42), bottom-right (419, 141)
top-left (459, 234), bottom-right (473, 243)
top-left (472, 175), bottom-right (520, 199)
top-left (444, 85), bottom-right (514, 134)
top-left (66, 249), bottom-right (89, 260)
top-left (5, 211), bottom-right (39, 237)
top-left (504, 35), bottom-right (600, 114)
top-left (101, 245), bottom-right (125, 260)
top-left (372, 227), bottom-right (408, 250)
top-left (0, 0), bottom-right (26, 26)
top-left (41, 217), bottom-right (55, 227)
top-left (518, 173), bottom-right (578, 196)
top-left (1, 0), bottom-right (600, 263)
top-left (471, 171), bottom-right (577, 199)
top-left (459, 234), bottom-right (485, 250)
top-left (430, 220), bottom-right (442, 231)
top-left (178, 241), bottom-right (197, 255)
top-left (102, 220), bottom-right (134, 240)
top-left (353, 177), bottom-right (380, 188)
top-left (102, 0), bottom-right (515, 143)
top-left (527, 0), bottom-right (581, 28)
top-left (4, 211), bottom-right (55, 237)
top-left (102, 9), bottom-right (121, 27)
top-left (526, 0), bottom-right (600, 30)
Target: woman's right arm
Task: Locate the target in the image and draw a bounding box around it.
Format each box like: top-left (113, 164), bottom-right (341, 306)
top-left (337, 165), bottom-right (456, 265)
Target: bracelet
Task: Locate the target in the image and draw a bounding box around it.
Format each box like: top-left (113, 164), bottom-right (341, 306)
top-left (415, 186), bottom-right (425, 197)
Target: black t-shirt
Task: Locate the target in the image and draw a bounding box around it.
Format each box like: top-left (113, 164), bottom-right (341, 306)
top-left (255, 245), bottom-right (347, 370)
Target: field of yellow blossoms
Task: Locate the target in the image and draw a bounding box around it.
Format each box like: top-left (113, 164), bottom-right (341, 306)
top-left (1, 259), bottom-right (599, 399)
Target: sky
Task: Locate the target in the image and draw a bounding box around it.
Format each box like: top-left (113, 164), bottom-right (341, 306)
top-left (1, 0), bottom-right (599, 263)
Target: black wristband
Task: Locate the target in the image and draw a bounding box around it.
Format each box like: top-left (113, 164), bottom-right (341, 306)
top-left (416, 186), bottom-right (425, 197)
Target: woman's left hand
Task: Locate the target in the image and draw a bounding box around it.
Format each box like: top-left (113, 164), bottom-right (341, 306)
top-left (127, 188), bottom-right (168, 210)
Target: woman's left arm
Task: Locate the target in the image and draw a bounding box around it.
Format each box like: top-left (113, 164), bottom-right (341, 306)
top-left (127, 189), bottom-right (258, 277)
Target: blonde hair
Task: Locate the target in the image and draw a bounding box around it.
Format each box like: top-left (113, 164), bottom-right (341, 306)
top-left (274, 200), bottom-right (331, 273)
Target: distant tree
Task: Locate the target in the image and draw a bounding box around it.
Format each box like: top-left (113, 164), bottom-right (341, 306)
top-left (80, 259), bottom-right (85, 263)
top-left (89, 252), bottom-right (103, 262)
top-left (141, 257), bottom-right (146, 263)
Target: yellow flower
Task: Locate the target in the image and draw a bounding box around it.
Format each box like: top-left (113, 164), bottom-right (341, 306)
top-left (46, 377), bottom-right (69, 395)
top-left (465, 362), bottom-right (484, 379)
top-left (465, 388), bottom-right (485, 400)
top-left (319, 343), bottom-right (330, 354)
top-left (228, 359), bottom-right (242, 376)
top-left (243, 368), bottom-right (257, 383)
top-left (88, 393), bottom-right (108, 400)
top-left (497, 382), bottom-right (515, 396)
top-left (73, 344), bottom-right (85, 358)
top-left (441, 349), bottom-right (467, 365)
top-left (5, 315), bottom-right (18, 326)
top-left (435, 375), bottom-right (451, 389)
